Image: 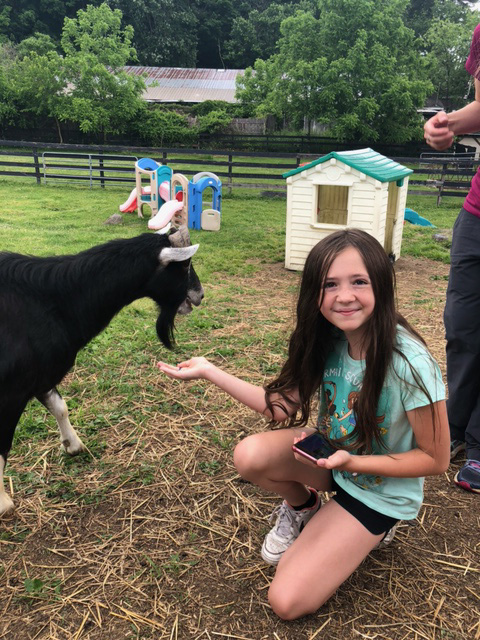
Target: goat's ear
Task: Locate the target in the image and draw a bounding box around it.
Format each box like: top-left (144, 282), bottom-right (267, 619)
top-left (159, 244), bottom-right (199, 266)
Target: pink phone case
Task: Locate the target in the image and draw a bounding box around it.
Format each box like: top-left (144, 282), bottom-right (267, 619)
top-left (291, 445), bottom-right (322, 463)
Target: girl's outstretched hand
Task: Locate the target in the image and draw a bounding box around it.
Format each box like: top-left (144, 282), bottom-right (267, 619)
top-left (157, 356), bottom-right (212, 381)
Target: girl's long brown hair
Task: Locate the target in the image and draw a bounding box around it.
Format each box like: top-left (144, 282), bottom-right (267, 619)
top-left (265, 229), bottom-right (432, 454)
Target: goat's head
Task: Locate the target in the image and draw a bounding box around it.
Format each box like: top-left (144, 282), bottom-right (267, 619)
top-left (151, 225), bottom-right (204, 349)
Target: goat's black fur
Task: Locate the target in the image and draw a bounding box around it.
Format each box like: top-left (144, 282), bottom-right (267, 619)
top-left (0, 231), bottom-right (203, 513)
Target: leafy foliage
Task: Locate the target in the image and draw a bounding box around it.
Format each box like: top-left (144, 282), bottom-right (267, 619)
top-left (0, 0), bottom-right (480, 144)
top-left (194, 109), bottom-right (232, 134)
top-left (109, 0), bottom-right (197, 67)
top-left (424, 15), bottom-right (478, 110)
top-left (236, 0), bottom-right (433, 142)
top-left (223, 1), bottom-right (317, 68)
top-left (8, 3), bottom-right (145, 142)
top-left (134, 106), bottom-right (197, 146)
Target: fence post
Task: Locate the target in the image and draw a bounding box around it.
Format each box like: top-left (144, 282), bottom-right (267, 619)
top-left (437, 162), bottom-right (447, 206)
top-left (32, 148), bottom-right (41, 185)
top-left (228, 154), bottom-right (233, 195)
top-left (162, 151), bottom-right (168, 165)
top-left (99, 150), bottom-right (105, 188)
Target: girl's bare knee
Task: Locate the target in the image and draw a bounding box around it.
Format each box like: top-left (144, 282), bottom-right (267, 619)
top-left (233, 435), bottom-right (266, 479)
top-left (268, 584), bottom-right (314, 621)
top-left (268, 577), bottom-right (329, 620)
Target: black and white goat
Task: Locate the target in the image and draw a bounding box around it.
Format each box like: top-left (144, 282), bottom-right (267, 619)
top-left (0, 226), bottom-right (203, 515)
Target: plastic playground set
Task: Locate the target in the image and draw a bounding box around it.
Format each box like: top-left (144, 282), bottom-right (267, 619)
top-left (119, 158), bottom-right (222, 233)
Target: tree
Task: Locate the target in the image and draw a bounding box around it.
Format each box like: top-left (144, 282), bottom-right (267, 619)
top-left (60, 3), bottom-right (145, 140)
top-left (404, 0), bottom-right (477, 38)
top-left (110, 0), bottom-right (197, 67)
top-left (192, 0), bottom-right (236, 68)
top-left (0, 0), bottom-right (93, 44)
top-left (10, 3), bottom-right (145, 142)
top-left (0, 45), bottom-right (17, 128)
top-left (236, 0), bottom-right (432, 142)
top-left (16, 32), bottom-right (57, 58)
top-left (13, 49), bottom-right (68, 140)
top-left (224, 2), bottom-right (317, 68)
top-left (425, 16), bottom-right (478, 109)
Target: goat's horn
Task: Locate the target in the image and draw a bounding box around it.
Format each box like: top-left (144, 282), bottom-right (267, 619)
top-left (169, 225), bottom-right (191, 248)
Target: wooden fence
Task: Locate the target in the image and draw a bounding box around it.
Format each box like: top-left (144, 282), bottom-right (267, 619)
top-left (0, 139), bottom-right (476, 202)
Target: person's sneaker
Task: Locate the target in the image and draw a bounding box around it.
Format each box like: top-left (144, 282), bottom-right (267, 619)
top-left (454, 459), bottom-right (480, 493)
top-left (450, 439), bottom-right (466, 461)
top-left (374, 521), bottom-right (400, 550)
top-left (261, 489), bottom-right (321, 565)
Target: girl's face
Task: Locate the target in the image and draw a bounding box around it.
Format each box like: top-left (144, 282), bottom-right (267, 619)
top-left (319, 246), bottom-right (375, 350)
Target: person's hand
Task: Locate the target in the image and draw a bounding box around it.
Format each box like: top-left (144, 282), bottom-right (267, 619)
top-left (292, 432), bottom-right (341, 468)
top-left (157, 356), bottom-right (212, 381)
top-left (292, 432), bottom-right (319, 467)
top-left (314, 448), bottom-right (351, 470)
top-left (424, 111), bottom-right (454, 150)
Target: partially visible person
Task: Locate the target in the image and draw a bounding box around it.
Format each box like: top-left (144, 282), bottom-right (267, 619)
top-left (424, 23), bottom-right (480, 493)
top-left (158, 229), bottom-right (449, 620)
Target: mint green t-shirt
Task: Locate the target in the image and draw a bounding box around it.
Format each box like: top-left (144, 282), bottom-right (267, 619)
top-left (318, 326), bottom-right (446, 520)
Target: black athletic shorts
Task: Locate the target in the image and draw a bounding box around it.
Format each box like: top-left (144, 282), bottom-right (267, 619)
top-left (331, 478), bottom-right (399, 535)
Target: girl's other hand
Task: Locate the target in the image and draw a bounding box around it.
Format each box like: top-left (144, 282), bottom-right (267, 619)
top-left (292, 431), bottom-right (334, 468)
top-left (315, 449), bottom-right (351, 470)
top-left (157, 356), bottom-right (212, 381)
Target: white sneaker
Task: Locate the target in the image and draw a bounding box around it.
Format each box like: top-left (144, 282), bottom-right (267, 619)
top-left (374, 521), bottom-right (400, 550)
top-left (261, 489), bottom-right (321, 565)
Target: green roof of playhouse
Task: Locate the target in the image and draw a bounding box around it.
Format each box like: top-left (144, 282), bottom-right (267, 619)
top-left (283, 148), bottom-right (413, 183)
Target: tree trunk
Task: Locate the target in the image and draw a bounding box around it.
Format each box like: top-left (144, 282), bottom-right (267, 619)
top-left (55, 118), bottom-right (63, 143)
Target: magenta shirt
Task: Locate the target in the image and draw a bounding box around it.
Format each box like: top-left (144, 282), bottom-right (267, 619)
top-left (463, 24), bottom-right (480, 217)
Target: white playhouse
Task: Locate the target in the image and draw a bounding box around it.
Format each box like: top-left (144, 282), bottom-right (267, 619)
top-left (282, 148), bottom-right (413, 270)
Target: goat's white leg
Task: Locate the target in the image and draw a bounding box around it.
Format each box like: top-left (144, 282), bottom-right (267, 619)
top-left (0, 455), bottom-right (14, 515)
top-left (38, 389), bottom-right (86, 455)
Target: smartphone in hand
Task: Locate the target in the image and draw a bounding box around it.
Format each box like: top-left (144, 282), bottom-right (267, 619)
top-left (292, 431), bottom-right (337, 463)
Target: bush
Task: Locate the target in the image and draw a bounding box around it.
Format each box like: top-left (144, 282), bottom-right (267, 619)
top-left (135, 106), bottom-right (197, 146)
top-left (194, 109), bottom-right (232, 135)
top-left (191, 100), bottom-right (234, 117)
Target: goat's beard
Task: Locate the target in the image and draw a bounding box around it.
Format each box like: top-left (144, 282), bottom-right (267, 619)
top-left (156, 306), bottom-right (177, 350)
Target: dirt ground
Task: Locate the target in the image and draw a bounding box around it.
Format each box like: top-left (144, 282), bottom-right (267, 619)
top-left (0, 256), bottom-right (478, 640)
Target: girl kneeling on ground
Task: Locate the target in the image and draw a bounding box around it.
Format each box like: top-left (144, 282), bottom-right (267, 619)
top-left (158, 229), bottom-right (450, 621)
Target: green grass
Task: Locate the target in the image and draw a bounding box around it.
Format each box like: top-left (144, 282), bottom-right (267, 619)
top-left (402, 193), bottom-right (459, 263)
top-left (0, 179), bottom-right (288, 467)
top-left (0, 177), bottom-right (457, 463)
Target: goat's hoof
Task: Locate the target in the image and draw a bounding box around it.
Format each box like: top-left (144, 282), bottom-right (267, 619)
top-left (62, 439), bottom-right (86, 456)
top-left (0, 493), bottom-right (15, 516)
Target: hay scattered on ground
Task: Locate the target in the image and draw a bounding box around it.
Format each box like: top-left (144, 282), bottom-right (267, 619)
top-left (0, 257), bottom-right (477, 640)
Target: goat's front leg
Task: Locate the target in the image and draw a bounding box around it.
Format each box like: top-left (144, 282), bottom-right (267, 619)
top-left (37, 389), bottom-right (86, 455)
top-left (0, 399), bottom-right (28, 515)
top-left (0, 455), bottom-right (14, 515)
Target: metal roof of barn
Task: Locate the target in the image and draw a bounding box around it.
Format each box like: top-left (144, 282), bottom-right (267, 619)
top-left (123, 66), bottom-right (244, 103)
top-left (283, 148), bottom-right (413, 183)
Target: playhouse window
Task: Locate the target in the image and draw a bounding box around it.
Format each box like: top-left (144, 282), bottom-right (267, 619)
top-left (316, 185), bottom-right (348, 225)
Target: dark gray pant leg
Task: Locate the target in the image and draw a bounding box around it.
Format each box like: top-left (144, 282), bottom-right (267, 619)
top-left (444, 208), bottom-right (480, 460)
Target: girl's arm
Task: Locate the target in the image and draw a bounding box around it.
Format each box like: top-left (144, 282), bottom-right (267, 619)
top-left (157, 357), bottom-right (300, 422)
top-left (424, 79), bottom-right (480, 150)
top-left (317, 400), bottom-right (450, 477)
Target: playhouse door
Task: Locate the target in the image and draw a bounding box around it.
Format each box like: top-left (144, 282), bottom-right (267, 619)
top-left (385, 182), bottom-right (399, 256)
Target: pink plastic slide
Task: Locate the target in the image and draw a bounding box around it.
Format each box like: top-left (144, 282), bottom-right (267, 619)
top-left (148, 199), bottom-right (184, 230)
top-left (119, 181), bottom-right (184, 229)
top-left (119, 186), bottom-right (152, 213)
